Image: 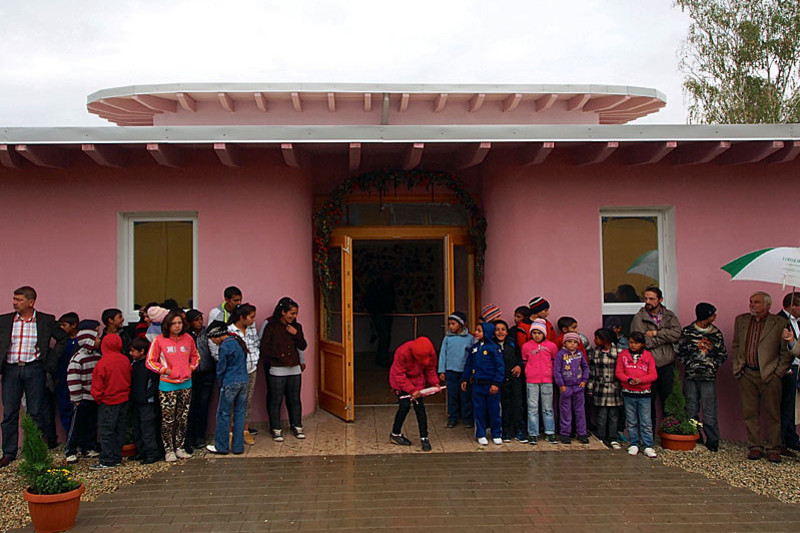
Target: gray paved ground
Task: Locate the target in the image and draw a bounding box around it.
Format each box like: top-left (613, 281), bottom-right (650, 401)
top-left (15, 450), bottom-right (800, 532)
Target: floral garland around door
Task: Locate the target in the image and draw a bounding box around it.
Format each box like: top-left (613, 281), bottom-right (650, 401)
top-left (313, 169), bottom-right (487, 310)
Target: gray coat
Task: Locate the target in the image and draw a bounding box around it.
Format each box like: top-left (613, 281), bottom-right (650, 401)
top-left (630, 306), bottom-right (681, 368)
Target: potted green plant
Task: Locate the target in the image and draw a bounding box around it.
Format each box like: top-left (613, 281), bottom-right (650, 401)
top-left (19, 414), bottom-right (85, 533)
top-left (658, 367), bottom-right (702, 451)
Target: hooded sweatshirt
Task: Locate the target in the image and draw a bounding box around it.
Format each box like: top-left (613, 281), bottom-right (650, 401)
top-left (462, 322), bottom-right (505, 387)
top-left (615, 348), bottom-right (658, 395)
top-left (437, 328), bottom-right (474, 373)
top-left (67, 329), bottom-right (102, 403)
top-left (91, 334), bottom-right (132, 405)
top-left (521, 338), bottom-right (559, 384)
top-left (389, 337), bottom-right (439, 393)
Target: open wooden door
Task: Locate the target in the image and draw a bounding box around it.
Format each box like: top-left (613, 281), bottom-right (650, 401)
top-left (318, 234), bottom-right (355, 421)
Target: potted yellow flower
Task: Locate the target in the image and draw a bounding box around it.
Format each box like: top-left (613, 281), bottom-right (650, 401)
top-left (19, 414), bottom-right (85, 532)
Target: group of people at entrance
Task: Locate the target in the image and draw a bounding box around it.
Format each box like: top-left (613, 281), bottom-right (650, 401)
top-left (388, 288), bottom-right (800, 463)
top-left (0, 285), bottom-right (307, 469)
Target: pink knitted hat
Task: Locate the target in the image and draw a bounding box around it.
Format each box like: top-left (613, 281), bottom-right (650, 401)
top-left (147, 306), bottom-right (169, 323)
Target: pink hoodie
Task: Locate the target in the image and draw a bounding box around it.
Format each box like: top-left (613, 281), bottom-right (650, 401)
top-left (145, 333), bottom-right (199, 384)
top-left (521, 339), bottom-right (558, 384)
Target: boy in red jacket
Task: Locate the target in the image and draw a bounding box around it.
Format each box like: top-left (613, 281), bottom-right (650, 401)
top-left (90, 334), bottom-right (132, 469)
top-left (615, 331), bottom-right (658, 458)
top-left (389, 337), bottom-right (439, 451)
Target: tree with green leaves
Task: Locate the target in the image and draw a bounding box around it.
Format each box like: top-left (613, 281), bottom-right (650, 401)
top-left (676, 0), bottom-right (800, 123)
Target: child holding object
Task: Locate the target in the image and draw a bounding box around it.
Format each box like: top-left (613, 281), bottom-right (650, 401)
top-left (462, 322), bottom-right (505, 446)
top-left (389, 337), bottom-right (439, 451)
top-left (554, 332), bottom-right (589, 444)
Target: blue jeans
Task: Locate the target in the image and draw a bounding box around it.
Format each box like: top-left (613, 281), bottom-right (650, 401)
top-left (526, 383), bottom-right (555, 436)
top-left (215, 382), bottom-right (248, 453)
top-left (445, 370), bottom-right (473, 423)
top-left (624, 395), bottom-right (654, 448)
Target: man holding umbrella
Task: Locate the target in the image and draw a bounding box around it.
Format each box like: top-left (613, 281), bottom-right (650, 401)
top-left (732, 292), bottom-right (793, 463)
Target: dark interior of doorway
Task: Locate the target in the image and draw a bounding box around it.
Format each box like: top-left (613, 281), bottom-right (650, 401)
top-left (353, 239), bottom-right (447, 405)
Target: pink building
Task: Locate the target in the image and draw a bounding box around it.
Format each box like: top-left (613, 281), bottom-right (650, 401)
top-left (2, 83), bottom-right (799, 441)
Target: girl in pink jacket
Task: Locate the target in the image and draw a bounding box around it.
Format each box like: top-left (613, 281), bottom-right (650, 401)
top-left (521, 319), bottom-right (559, 444)
top-left (614, 331), bottom-right (658, 458)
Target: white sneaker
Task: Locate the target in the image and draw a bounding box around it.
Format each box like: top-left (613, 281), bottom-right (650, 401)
top-left (610, 441), bottom-right (622, 450)
top-left (272, 430), bottom-right (284, 442)
top-left (292, 426), bottom-right (306, 439)
top-left (65, 454), bottom-right (78, 464)
top-left (492, 438), bottom-right (503, 445)
top-left (165, 451), bottom-right (177, 463)
top-left (643, 447), bottom-right (657, 458)
top-left (627, 445), bottom-right (639, 456)
top-left (175, 448), bottom-right (191, 459)
top-left (477, 437), bottom-right (489, 446)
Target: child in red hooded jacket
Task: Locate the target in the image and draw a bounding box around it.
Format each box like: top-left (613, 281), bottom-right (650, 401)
top-left (90, 333), bottom-right (131, 469)
top-left (389, 336), bottom-right (439, 451)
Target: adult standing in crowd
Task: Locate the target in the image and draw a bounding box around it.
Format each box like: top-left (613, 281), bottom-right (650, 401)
top-left (732, 291), bottom-right (793, 463)
top-left (630, 286), bottom-right (681, 428)
top-left (146, 310), bottom-right (199, 462)
top-left (776, 292), bottom-right (800, 456)
top-left (0, 286), bottom-right (68, 467)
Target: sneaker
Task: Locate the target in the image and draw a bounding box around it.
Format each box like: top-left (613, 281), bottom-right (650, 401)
top-left (477, 437), bottom-right (489, 446)
top-left (578, 435), bottom-right (590, 445)
top-left (492, 437), bottom-right (503, 445)
top-left (248, 428), bottom-right (259, 436)
top-left (560, 435), bottom-right (571, 445)
top-left (90, 462), bottom-right (115, 470)
top-left (244, 430), bottom-right (255, 446)
top-left (65, 454), bottom-right (78, 464)
top-left (643, 447), bottom-right (657, 458)
top-left (528, 436), bottom-right (538, 445)
top-left (165, 451), bottom-right (178, 463)
top-left (546, 434), bottom-right (558, 444)
top-left (291, 426), bottom-right (306, 440)
top-left (627, 445), bottom-right (639, 456)
top-left (515, 434), bottom-right (529, 444)
top-left (175, 448), bottom-right (191, 459)
top-left (389, 433), bottom-right (412, 446)
top-left (205, 444), bottom-right (228, 455)
top-left (272, 430), bottom-right (284, 443)
top-left (446, 420), bottom-right (457, 429)
top-left (502, 436), bottom-right (512, 443)
top-left (610, 441), bottom-right (622, 450)
top-left (421, 438), bottom-right (432, 452)
top-left (85, 449), bottom-right (100, 458)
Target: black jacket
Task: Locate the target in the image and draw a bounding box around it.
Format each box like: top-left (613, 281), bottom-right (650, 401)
top-left (0, 311), bottom-right (68, 375)
top-left (130, 359), bottom-right (159, 404)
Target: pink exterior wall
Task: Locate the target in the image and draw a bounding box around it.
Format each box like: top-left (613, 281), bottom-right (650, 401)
top-left (481, 157), bottom-right (800, 441)
top-left (0, 151), bottom-right (316, 425)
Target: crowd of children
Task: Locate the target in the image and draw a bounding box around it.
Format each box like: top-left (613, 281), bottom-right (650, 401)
top-left (389, 295), bottom-right (727, 459)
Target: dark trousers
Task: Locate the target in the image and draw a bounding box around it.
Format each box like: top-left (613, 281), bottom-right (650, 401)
top-left (685, 378), bottom-right (720, 446)
top-left (1, 361), bottom-right (47, 459)
top-left (55, 381), bottom-right (73, 434)
top-left (780, 365), bottom-right (800, 449)
top-left (595, 405), bottom-right (620, 442)
top-left (473, 384), bottom-right (501, 439)
top-left (131, 402), bottom-right (160, 460)
top-left (500, 377), bottom-right (524, 438)
top-left (651, 362), bottom-right (675, 429)
top-left (392, 392), bottom-right (428, 439)
top-left (445, 370), bottom-right (473, 423)
top-left (738, 368), bottom-right (782, 453)
top-left (267, 373), bottom-right (302, 430)
top-left (186, 369), bottom-right (216, 447)
top-left (98, 402), bottom-right (128, 466)
top-left (65, 400), bottom-right (97, 456)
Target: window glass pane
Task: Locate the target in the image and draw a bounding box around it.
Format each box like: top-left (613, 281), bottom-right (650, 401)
top-left (601, 215), bottom-right (658, 303)
top-left (133, 221), bottom-right (193, 309)
top-left (325, 246), bottom-right (343, 343)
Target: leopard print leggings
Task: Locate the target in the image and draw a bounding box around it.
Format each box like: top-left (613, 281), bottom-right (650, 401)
top-left (159, 388), bottom-right (192, 452)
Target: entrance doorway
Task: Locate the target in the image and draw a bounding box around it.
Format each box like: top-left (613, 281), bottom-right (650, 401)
top-left (318, 227), bottom-right (476, 421)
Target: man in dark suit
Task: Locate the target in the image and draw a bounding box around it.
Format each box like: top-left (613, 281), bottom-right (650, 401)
top-left (777, 292), bottom-right (800, 456)
top-left (732, 291), bottom-right (793, 463)
top-left (0, 286), bottom-right (68, 467)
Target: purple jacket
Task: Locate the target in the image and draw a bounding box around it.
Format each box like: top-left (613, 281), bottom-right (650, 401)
top-left (553, 348), bottom-right (589, 388)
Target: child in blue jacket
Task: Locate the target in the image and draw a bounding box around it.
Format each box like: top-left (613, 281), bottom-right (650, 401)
top-left (438, 311), bottom-right (474, 429)
top-left (461, 322), bottom-right (505, 445)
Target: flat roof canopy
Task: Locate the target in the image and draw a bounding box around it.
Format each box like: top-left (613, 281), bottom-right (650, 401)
top-left (86, 83), bottom-right (668, 127)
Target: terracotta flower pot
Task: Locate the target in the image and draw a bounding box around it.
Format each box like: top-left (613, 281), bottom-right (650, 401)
top-left (659, 431), bottom-right (699, 451)
top-left (121, 443), bottom-right (137, 457)
top-left (23, 483), bottom-right (85, 533)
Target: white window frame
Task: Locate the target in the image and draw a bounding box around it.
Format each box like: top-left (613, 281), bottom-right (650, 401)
top-left (599, 207), bottom-right (677, 316)
top-left (117, 211), bottom-right (199, 323)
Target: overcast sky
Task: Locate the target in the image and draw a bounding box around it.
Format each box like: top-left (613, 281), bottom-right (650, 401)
top-left (0, 0), bottom-right (692, 127)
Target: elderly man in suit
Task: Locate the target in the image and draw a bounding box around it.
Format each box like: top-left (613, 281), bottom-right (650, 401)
top-left (0, 286), bottom-right (68, 467)
top-left (732, 291), bottom-right (793, 463)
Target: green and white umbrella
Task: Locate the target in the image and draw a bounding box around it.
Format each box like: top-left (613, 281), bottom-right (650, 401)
top-left (721, 247), bottom-right (800, 288)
